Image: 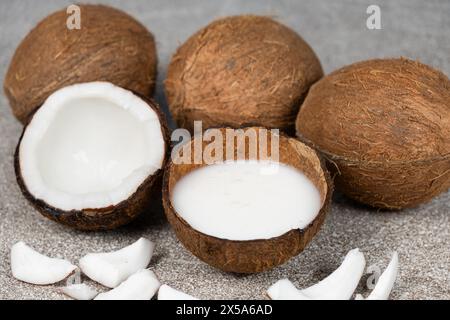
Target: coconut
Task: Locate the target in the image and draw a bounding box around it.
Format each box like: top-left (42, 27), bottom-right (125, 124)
top-left (162, 127), bottom-right (332, 273)
top-left (267, 248), bottom-right (366, 300)
top-left (15, 82), bottom-right (169, 230)
top-left (165, 15), bottom-right (323, 134)
top-left (4, 4), bottom-right (157, 124)
top-left (296, 58), bottom-right (450, 209)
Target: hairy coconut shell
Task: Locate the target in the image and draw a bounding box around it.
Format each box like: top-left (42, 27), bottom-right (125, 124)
top-left (4, 4), bottom-right (157, 124)
top-left (296, 58), bottom-right (450, 209)
top-left (163, 127), bottom-right (332, 273)
top-left (165, 15), bottom-right (323, 134)
top-left (15, 95), bottom-right (170, 231)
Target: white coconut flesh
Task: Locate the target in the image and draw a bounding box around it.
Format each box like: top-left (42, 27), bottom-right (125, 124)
top-left (79, 237), bottom-right (155, 288)
top-left (94, 269), bottom-right (160, 300)
top-left (158, 284), bottom-right (198, 300)
top-left (19, 82), bottom-right (165, 211)
top-left (59, 283), bottom-right (98, 300)
top-left (171, 160), bottom-right (323, 241)
top-left (356, 252), bottom-right (399, 300)
top-left (268, 248), bottom-right (366, 300)
top-left (11, 241), bottom-right (77, 285)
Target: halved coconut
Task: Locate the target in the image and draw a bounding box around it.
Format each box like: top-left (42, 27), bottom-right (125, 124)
top-left (15, 82), bottom-right (169, 230)
top-left (11, 241), bottom-right (77, 285)
top-left (267, 248), bottom-right (366, 300)
top-left (163, 127), bottom-right (332, 273)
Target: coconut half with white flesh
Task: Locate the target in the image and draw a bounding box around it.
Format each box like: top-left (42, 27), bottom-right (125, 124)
top-left (15, 82), bottom-right (169, 230)
top-left (267, 248), bottom-right (366, 300)
top-left (79, 237), bottom-right (155, 288)
top-left (163, 127), bottom-right (333, 273)
top-left (11, 241), bottom-right (77, 285)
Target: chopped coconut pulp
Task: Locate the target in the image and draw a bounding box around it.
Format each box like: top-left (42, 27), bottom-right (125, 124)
top-left (19, 82), bottom-right (165, 210)
top-left (171, 160), bottom-right (322, 241)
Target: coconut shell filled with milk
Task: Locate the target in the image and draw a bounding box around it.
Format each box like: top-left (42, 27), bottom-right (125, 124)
top-left (296, 58), bottom-right (450, 209)
top-left (4, 4), bottom-right (157, 124)
top-left (163, 127), bottom-right (332, 273)
top-left (165, 15), bottom-right (323, 134)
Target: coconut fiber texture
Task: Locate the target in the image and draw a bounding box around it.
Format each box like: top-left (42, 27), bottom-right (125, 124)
top-left (296, 58), bottom-right (450, 209)
top-left (4, 4), bottom-right (157, 124)
top-left (0, 0), bottom-right (449, 300)
top-left (165, 15), bottom-right (323, 134)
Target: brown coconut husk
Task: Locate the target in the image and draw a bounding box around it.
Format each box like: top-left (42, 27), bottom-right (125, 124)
top-left (15, 95), bottom-right (170, 231)
top-left (296, 58), bottom-right (450, 209)
top-left (4, 4), bottom-right (157, 124)
top-left (165, 15), bottom-right (323, 135)
top-left (162, 127), bottom-right (333, 273)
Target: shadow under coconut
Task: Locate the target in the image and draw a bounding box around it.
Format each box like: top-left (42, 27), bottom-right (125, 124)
top-left (124, 192), bottom-right (168, 232)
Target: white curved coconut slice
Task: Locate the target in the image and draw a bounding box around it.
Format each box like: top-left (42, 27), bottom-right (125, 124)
top-left (267, 279), bottom-right (310, 300)
top-left (268, 248), bottom-right (366, 300)
top-left (11, 241), bottom-right (77, 285)
top-left (79, 237), bottom-right (154, 288)
top-left (95, 269), bottom-right (160, 300)
top-left (158, 284), bottom-right (198, 300)
top-left (357, 252), bottom-right (399, 300)
top-left (59, 283), bottom-right (98, 300)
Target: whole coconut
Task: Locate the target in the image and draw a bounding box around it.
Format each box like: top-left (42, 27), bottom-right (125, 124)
top-left (296, 58), bottom-right (450, 209)
top-left (165, 15), bottom-right (323, 134)
top-left (4, 5), bottom-right (157, 123)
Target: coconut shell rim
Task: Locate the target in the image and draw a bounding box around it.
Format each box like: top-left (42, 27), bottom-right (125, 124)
top-left (14, 89), bottom-right (170, 230)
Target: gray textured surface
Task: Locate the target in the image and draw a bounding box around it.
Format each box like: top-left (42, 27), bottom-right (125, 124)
top-left (0, 0), bottom-right (449, 300)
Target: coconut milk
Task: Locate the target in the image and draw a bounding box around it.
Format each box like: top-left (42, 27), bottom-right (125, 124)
top-left (171, 160), bottom-right (322, 241)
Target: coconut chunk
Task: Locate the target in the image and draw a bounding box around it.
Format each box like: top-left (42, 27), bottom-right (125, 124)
top-left (267, 279), bottom-right (310, 300)
top-left (59, 283), bottom-right (98, 300)
top-left (357, 252), bottom-right (399, 300)
top-left (11, 241), bottom-right (77, 285)
top-left (158, 284), bottom-right (198, 300)
top-left (79, 238), bottom-right (154, 288)
top-left (268, 248), bottom-right (366, 300)
top-left (95, 269), bottom-right (160, 300)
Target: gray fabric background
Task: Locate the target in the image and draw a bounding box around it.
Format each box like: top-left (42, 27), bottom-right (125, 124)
top-left (0, 0), bottom-right (449, 300)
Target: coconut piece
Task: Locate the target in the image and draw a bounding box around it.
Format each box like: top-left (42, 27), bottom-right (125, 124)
top-left (59, 284), bottom-right (98, 300)
top-left (163, 127), bottom-right (333, 273)
top-left (165, 15), bottom-right (323, 134)
top-left (267, 279), bottom-right (310, 300)
top-left (296, 58), bottom-right (450, 209)
top-left (11, 241), bottom-right (77, 285)
top-left (94, 269), bottom-right (160, 300)
top-left (357, 252), bottom-right (399, 300)
top-left (158, 284), bottom-right (198, 300)
top-left (4, 4), bottom-right (157, 124)
top-left (79, 238), bottom-right (155, 288)
top-left (15, 82), bottom-right (169, 230)
top-left (268, 249), bottom-right (366, 300)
